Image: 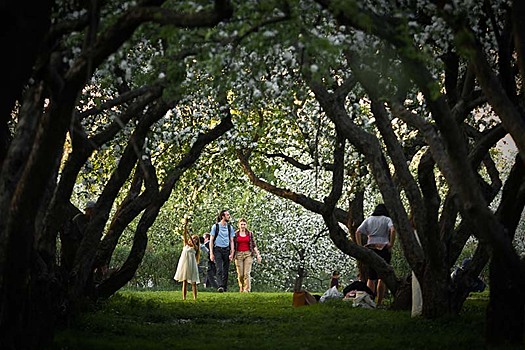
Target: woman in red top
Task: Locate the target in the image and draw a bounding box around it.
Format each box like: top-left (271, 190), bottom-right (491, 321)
top-left (234, 218), bottom-right (262, 292)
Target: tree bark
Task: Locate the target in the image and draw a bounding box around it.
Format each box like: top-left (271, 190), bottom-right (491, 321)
top-left (486, 252), bottom-right (525, 345)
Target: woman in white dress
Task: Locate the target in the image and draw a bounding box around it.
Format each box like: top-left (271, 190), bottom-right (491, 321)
top-left (174, 218), bottom-right (201, 300)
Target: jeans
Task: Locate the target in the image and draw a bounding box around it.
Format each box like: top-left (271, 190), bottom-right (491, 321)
top-left (235, 250), bottom-right (254, 292)
top-left (214, 246), bottom-right (231, 290)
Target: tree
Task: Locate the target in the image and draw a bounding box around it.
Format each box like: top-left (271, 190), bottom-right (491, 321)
top-left (253, 181), bottom-right (357, 292)
top-left (0, 1), bottom-right (234, 348)
top-left (230, 0), bottom-right (524, 345)
top-left (2, 0), bottom-right (524, 347)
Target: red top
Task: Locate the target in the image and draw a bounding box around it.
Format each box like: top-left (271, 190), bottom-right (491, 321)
top-left (236, 234), bottom-right (250, 251)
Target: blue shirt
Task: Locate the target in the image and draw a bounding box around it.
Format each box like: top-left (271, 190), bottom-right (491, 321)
top-left (210, 223), bottom-right (232, 248)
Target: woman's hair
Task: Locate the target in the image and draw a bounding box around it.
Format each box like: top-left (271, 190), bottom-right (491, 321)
top-left (371, 203), bottom-right (390, 217)
top-left (238, 218), bottom-right (247, 224)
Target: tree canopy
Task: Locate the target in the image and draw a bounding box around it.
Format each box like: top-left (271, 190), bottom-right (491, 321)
top-left (1, 0), bottom-right (524, 348)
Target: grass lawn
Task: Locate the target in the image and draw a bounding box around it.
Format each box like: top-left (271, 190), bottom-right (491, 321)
top-left (51, 290), bottom-right (522, 350)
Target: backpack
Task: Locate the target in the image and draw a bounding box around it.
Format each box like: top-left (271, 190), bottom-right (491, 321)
top-left (214, 223), bottom-right (233, 241)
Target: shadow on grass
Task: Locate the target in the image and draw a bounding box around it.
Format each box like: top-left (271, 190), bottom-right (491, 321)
top-left (51, 291), bottom-right (522, 350)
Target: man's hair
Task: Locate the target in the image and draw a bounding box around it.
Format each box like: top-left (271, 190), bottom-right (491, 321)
top-left (218, 209), bottom-right (229, 222)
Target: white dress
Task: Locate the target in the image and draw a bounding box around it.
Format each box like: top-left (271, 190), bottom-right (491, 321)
top-left (174, 245), bottom-right (200, 284)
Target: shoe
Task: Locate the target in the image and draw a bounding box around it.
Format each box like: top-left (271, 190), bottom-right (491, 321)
top-left (218, 287), bottom-right (224, 293)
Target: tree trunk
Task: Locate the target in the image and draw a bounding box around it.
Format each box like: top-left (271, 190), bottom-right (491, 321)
top-left (293, 249), bottom-right (306, 292)
top-left (348, 192), bottom-right (368, 282)
top-left (390, 274), bottom-right (412, 310)
top-left (486, 253), bottom-right (525, 345)
top-left (421, 264), bottom-right (452, 318)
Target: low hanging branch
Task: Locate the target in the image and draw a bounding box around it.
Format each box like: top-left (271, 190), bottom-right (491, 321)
top-left (236, 147), bottom-right (399, 294)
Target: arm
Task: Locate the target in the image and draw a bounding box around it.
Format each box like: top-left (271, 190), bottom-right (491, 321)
top-left (228, 233), bottom-right (235, 261)
top-left (251, 233), bottom-right (262, 263)
top-left (356, 219), bottom-right (366, 246)
top-left (355, 229), bottom-right (362, 245)
top-left (182, 217), bottom-right (190, 245)
top-left (387, 226), bottom-right (396, 249)
top-left (209, 227), bottom-right (215, 262)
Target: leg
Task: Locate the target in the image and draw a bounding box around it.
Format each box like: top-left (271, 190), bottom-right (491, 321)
top-left (367, 248), bottom-right (388, 302)
top-left (235, 253), bottom-right (244, 292)
top-left (222, 249), bottom-right (231, 291)
top-left (366, 261), bottom-right (378, 297)
top-left (191, 282), bottom-right (197, 300)
top-left (376, 279), bottom-right (386, 306)
top-left (214, 248), bottom-right (226, 291)
top-left (182, 280), bottom-right (188, 300)
top-left (243, 253), bottom-right (253, 292)
top-left (374, 248), bottom-right (392, 305)
top-left (367, 279), bottom-right (377, 296)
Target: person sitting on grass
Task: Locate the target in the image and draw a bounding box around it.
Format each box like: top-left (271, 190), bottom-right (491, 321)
top-left (330, 270), bottom-right (341, 291)
top-left (451, 258), bottom-right (486, 294)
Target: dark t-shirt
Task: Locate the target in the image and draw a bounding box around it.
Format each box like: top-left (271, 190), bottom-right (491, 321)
top-left (204, 241), bottom-right (213, 262)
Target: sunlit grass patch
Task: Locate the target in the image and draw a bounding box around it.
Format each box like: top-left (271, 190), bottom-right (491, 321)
top-left (52, 290), bottom-right (522, 350)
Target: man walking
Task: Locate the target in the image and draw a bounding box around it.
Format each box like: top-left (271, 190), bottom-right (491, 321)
top-left (202, 233), bottom-right (218, 289)
top-left (209, 210), bottom-right (235, 292)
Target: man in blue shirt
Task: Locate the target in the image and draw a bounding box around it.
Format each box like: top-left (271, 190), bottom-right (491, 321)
top-left (209, 210), bottom-right (235, 292)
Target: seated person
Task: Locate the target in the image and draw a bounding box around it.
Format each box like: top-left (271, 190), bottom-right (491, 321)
top-left (330, 270), bottom-right (341, 290)
top-left (451, 258), bottom-right (486, 293)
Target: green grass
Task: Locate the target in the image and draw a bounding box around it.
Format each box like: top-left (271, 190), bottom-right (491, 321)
top-left (51, 291), bottom-right (522, 350)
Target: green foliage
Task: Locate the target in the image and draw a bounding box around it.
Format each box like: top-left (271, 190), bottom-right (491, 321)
top-left (391, 245), bottom-right (412, 278)
top-left (52, 290), bottom-right (523, 350)
top-left (111, 246), bottom-right (180, 289)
